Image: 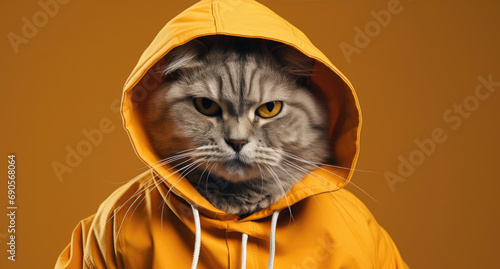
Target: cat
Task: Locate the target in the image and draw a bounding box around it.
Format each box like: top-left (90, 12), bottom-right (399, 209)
top-left (141, 36), bottom-right (331, 216)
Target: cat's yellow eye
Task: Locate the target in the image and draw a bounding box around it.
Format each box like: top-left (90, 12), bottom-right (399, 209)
top-left (194, 97), bottom-right (221, 116)
top-left (256, 101), bottom-right (283, 118)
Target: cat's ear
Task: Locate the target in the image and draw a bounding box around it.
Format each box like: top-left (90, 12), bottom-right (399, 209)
top-left (158, 39), bottom-right (209, 79)
top-left (270, 44), bottom-right (316, 81)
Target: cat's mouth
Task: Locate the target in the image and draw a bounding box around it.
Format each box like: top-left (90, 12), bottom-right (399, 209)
top-left (212, 157), bottom-right (258, 183)
top-left (224, 158), bottom-right (250, 170)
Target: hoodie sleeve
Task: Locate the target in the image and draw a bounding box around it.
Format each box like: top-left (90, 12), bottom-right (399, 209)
top-left (55, 212), bottom-right (123, 269)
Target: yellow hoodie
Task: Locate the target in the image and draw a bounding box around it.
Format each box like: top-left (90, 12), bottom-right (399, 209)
top-left (55, 0), bottom-right (408, 268)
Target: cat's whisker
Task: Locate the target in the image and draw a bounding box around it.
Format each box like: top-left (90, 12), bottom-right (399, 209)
top-left (205, 163), bottom-right (218, 196)
top-left (165, 159), bottom-right (206, 199)
top-left (285, 165), bottom-right (371, 254)
top-left (281, 161), bottom-right (334, 193)
top-left (197, 157), bottom-right (213, 186)
top-left (133, 150), bottom-right (195, 174)
top-left (283, 159), bottom-right (382, 205)
top-left (254, 159), bottom-right (281, 167)
top-left (107, 156), bottom-right (195, 226)
top-left (117, 176), bottom-right (167, 238)
top-left (273, 164), bottom-right (327, 231)
top-left (282, 156), bottom-right (382, 206)
top-left (129, 178), bottom-right (168, 227)
top-left (274, 165), bottom-right (321, 206)
top-left (281, 159), bottom-right (344, 198)
top-left (280, 150), bottom-right (376, 173)
top-left (263, 164), bottom-right (295, 225)
top-left (127, 154), bottom-right (198, 225)
top-left (280, 160), bottom-right (347, 230)
top-left (117, 157), bottom-right (202, 237)
top-left (262, 165), bottom-right (287, 198)
top-left (160, 159), bottom-right (207, 233)
top-left (284, 160), bottom-right (369, 252)
top-left (256, 163), bottom-right (265, 194)
top-left (102, 151), bottom-right (193, 185)
top-left (151, 149), bottom-right (196, 165)
top-left (102, 168), bottom-right (154, 186)
top-left (156, 159), bottom-right (206, 234)
top-left (158, 152), bottom-right (192, 163)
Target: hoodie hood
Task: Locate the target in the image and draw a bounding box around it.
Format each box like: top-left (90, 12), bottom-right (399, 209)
top-left (121, 0), bottom-right (361, 219)
top-left (120, 0), bottom-right (361, 220)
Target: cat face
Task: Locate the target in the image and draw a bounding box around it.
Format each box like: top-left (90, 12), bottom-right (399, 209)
top-left (141, 37), bottom-right (330, 215)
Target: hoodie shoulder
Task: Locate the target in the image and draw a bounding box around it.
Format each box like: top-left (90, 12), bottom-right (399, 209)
top-left (95, 171), bottom-right (156, 219)
top-left (55, 171), bottom-right (156, 269)
top-left (317, 188), bottom-right (409, 268)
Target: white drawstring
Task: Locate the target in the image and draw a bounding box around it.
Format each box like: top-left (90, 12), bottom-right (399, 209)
top-left (191, 205), bottom-right (201, 269)
top-left (267, 210), bottom-right (280, 269)
top-left (241, 233), bottom-right (248, 269)
top-left (190, 207), bottom-right (279, 269)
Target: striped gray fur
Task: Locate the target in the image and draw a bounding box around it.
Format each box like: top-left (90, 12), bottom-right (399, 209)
top-left (141, 36), bottom-right (330, 216)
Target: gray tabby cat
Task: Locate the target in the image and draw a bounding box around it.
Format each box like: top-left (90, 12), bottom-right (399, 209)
top-left (142, 36), bottom-right (330, 216)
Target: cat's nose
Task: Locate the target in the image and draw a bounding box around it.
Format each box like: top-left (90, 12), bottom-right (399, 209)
top-left (225, 139), bottom-right (248, 152)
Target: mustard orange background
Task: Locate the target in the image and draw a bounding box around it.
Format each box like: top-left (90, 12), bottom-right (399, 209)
top-left (1, 1), bottom-right (499, 268)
